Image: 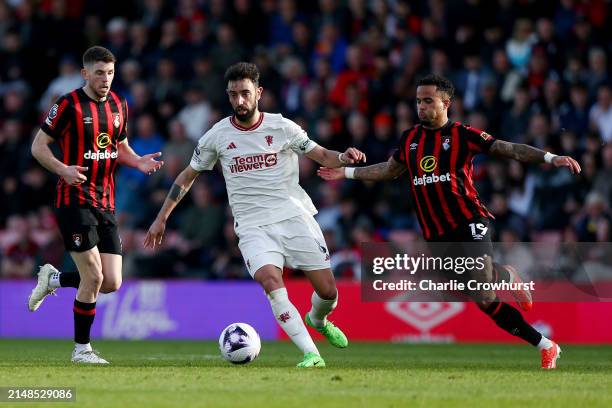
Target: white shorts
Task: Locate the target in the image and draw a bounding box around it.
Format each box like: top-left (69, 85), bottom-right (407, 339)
top-left (236, 214), bottom-right (331, 278)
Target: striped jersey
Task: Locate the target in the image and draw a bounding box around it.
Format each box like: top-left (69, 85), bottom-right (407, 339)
top-left (40, 88), bottom-right (128, 211)
top-left (392, 121), bottom-right (494, 240)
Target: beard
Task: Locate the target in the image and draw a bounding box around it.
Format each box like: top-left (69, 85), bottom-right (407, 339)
top-left (234, 105), bottom-right (257, 122)
top-left (418, 117), bottom-right (433, 126)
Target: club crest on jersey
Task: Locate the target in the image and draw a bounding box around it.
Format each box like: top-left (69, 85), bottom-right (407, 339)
top-left (410, 142), bottom-right (418, 150)
top-left (72, 234), bottom-right (82, 248)
top-left (265, 135), bottom-right (273, 146)
top-left (113, 113), bottom-right (121, 128)
top-left (443, 138), bottom-right (451, 151)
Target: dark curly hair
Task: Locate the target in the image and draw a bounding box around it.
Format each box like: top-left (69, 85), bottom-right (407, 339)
top-left (224, 62), bottom-right (260, 86)
top-left (417, 74), bottom-right (455, 100)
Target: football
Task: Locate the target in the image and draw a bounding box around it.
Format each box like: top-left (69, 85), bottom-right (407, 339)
top-left (218, 322), bottom-right (261, 364)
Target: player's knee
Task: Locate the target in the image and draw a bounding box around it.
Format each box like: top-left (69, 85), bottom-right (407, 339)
top-left (100, 278), bottom-right (122, 293)
top-left (82, 272), bottom-right (103, 290)
top-left (255, 269), bottom-right (284, 293)
top-left (315, 285), bottom-right (337, 300)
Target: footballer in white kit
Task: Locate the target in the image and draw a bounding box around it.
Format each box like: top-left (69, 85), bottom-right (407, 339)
top-left (145, 62), bottom-right (366, 368)
top-left (190, 112), bottom-right (331, 276)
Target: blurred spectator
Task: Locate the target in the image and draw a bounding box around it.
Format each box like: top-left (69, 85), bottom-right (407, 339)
top-left (311, 21), bottom-right (347, 74)
top-left (1, 215), bottom-right (37, 279)
top-left (505, 18), bottom-right (536, 72)
top-left (280, 56), bottom-right (308, 115)
top-left (559, 81), bottom-right (590, 137)
top-left (366, 112), bottom-right (395, 164)
top-left (454, 51), bottom-right (493, 110)
top-left (592, 144), bottom-right (612, 205)
top-left (38, 55), bottom-right (84, 113)
top-left (574, 192), bottom-right (611, 242)
top-left (209, 23), bottom-right (246, 74)
top-left (150, 57), bottom-right (183, 105)
top-left (105, 17), bottom-right (130, 62)
top-left (587, 47), bottom-right (609, 97)
top-left (589, 83), bottom-right (612, 143)
top-left (163, 119), bottom-right (195, 167)
top-left (176, 86), bottom-right (212, 142)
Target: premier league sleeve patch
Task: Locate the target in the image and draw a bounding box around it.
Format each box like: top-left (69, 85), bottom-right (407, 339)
top-left (45, 104), bottom-right (59, 126)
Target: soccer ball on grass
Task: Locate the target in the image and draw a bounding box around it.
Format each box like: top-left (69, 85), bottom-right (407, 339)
top-left (218, 322), bottom-right (261, 364)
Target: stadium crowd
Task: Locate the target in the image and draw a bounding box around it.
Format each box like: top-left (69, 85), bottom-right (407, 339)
top-left (0, 0), bottom-right (611, 280)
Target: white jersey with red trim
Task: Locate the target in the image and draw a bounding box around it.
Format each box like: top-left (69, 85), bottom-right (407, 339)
top-left (190, 112), bottom-right (319, 228)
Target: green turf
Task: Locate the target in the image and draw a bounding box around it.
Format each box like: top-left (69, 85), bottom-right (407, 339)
top-left (0, 340), bottom-right (610, 407)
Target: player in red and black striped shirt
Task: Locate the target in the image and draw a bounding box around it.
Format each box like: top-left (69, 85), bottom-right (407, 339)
top-left (27, 46), bottom-right (164, 364)
top-left (319, 74), bottom-right (581, 369)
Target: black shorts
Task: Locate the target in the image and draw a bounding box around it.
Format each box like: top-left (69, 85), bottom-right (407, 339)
top-left (426, 218), bottom-right (494, 296)
top-left (55, 207), bottom-right (122, 255)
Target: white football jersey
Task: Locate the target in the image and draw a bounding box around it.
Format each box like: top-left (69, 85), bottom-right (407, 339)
top-left (190, 113), bottom-right (319, 228)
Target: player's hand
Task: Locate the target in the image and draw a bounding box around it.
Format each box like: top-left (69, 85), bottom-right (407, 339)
top-left (317, 167), bottom-right (346, 180)
top-left (341, 147), bottom-right (366, 164)
top-left (144, 218), bottom-right (166, 249)
top-left (60, 165), bottom-right (88, 186)
top-left (552, 155), bottom-right (581, 175)
top-left (138, 152), bottom-right (164, 175)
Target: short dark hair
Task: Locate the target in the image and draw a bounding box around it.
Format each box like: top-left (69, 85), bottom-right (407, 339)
top-left (224, 62), bottom-right (260, 86)
top-left (417, 74), bottom-right (455, 100)
top-left (82, 46), bottom-right (116, 67)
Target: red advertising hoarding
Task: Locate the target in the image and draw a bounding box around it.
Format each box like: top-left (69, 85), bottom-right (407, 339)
top-left (285, 280), bottom-right (612, 343)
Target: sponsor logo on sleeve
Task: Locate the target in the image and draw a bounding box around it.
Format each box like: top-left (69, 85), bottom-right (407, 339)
top-left (299, 140), bottom-right (311, 152)
top-left (480, 131), bottom-right (492, 141)
top-left (45, 104), bottom-right (59, 126)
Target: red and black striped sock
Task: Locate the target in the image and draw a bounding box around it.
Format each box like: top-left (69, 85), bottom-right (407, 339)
top-left (484, 300), bottom-right (542, 346)
top-left (73, 300), bottom-right (96, 344)
top-left (59, 273), bottom-right (80, 288)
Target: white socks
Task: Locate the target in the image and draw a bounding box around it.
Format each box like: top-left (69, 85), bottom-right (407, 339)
top-left (308, 291), bottom-right (338, 328)
top-left (74, 342), bottom-right (92, 353)
top-left (49, 272), bottom-right (61, 289)
top-left (267, 288), bottom-right (319, 355)
top-left (537, 336), bottom-right (554, 351)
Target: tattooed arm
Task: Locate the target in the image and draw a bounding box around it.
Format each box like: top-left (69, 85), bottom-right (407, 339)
top-left (489, 140), bottom-right (582, 174)
top-left (144, 166), bottom-right (201, 248)
top-left (317, 156), bottom-right (406, 181)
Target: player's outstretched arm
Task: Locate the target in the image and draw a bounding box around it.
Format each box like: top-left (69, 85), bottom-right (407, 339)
top-left (31, 129), bottom-right (89, 186)
top-left (144, 166), bottom-right (200, 249)
top-left (489, 140), bottom-right (582, 174)
top-left (318, 156), bottom-right (406, 181)
top-left (117, 140), bottom-right (164, 175)
top-left (306, 146), bottom-right (366, 168)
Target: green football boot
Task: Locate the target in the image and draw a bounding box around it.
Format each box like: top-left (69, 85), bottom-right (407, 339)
top-left (305, 313), bottom-right (349, 348)
top-left (296, 352), bottom-right (325, 368)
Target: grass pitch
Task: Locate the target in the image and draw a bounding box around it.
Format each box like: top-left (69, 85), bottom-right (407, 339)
top-left (0, 340), bottom-right (611, 407)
